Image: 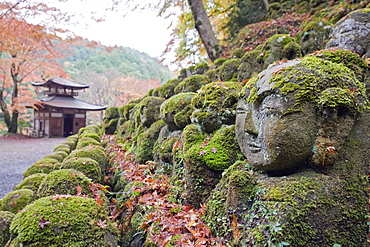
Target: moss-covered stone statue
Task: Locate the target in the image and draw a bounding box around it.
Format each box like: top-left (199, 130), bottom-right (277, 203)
top-left (214, 49), bottom-right (369, 246)
top-left (7, 196), bottom-right (119, 246)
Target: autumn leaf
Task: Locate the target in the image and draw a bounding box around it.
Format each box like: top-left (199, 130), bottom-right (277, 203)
top-left (76, 184), bottom-right (82, 196)
top-left (96, 219), bottom-right (107, 229)
top-left (39, 217), bottom-right (51, 229)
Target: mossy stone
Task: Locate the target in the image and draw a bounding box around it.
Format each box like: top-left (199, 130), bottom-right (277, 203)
top-left (9, 196), bottom-right (119, 246)
top-left (43, 153), bottom-right (64, 163)
top-left (13, 173), bottom-right (47, 192)
top-left (174, 75), bottom-right (210, 94)
top-left (0, 211), bottom-right (15, 246)
top-left (151, 80), bottom-right (179, 99)
top-left (78, 125), bottom-right (100, 136)
top-left (66, 146), bottom-right (108, 170)
top-left (205, 161), bottom-right (255, 237)
top-left (104, 107), bottom-right (119, 120)
top-left (103, 118), bottom-right (118, 135)
top-left (219, 58), bottom-right (241, 81)
top-left (184, 125), bottom-right (243, 171)
top-left (160, 93), bottom-right (196, 130)
top-left (23, 158), bottom-right (61, 178)
top-left (299, 19), bottom-right (333, 55)
top-left (62, 157), bottom-right (103, 183)
top-left (135, 120), bottom-right (167, 164)
top-left (118, 103), bottom-right (136, 122)
top-left (133, 96), bottom-right (165, 128)
top-left (194, 62), bottom-right (209, 75)
top-left (76, 138), bottom-right (101, 149)
top-left (37, 169), bottom-right (92, 198)
top-left (191, 81), bottom-right (242, 133)
top-left (1, 189), bottom-right (35, 214)
top-left (53, 145), bottom-right (70, 154)
top-left (79, 132), bottom-right (101, 142)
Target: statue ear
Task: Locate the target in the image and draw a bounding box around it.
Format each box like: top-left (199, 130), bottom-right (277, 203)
top-left (311, 108), bottom-right (355, 166)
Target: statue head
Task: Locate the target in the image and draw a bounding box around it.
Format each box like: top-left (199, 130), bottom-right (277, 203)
top-left (236, 50), bottom-right (368, 173)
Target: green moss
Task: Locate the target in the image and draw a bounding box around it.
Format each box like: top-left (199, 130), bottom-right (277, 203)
top-left (152, 81), bottom-right (178, 99)
top-left (79, 132), bottom-right (101, 142)
top-left (78, 125), bottom-right (100, 136)
top-left (133, 97), bottom-right (165, 128)
top-left (0, 211), bottom-right (15, 246)
top-left (1, 189), bottom-right (35, 214)
top-left (279, 82), bottom-right (301, 94)
top-left (53, 145), bottom-right (70, 154)
top-left (231, 48), bottom-right (246, 58)
top-left (9, 196), bottom-right (118, 246)
top-left (205, 162), bottom-right (255, 237)
top-left (219, 58), bottom-right (241, 81)
top-left (23, 158), bottom-right (61, 178)
top-left (43, 153), bottom-right (64, 162)
top-left (214, 58), bottom-right (227, 67)
top-left (246, 86), bottom-right (258, 103)
top-left (174, 75), bottom-right (210, 94)
top-left (191, 81), bottom-right (242, 132)
top-left (62, 157), bottom-right (103, 183)
top-left (247, 50), bottom-right (368, 114)
top-left (76, 138), bottom-right (101, 149)
top-left (66, 146), bottom-right (107, 170)
top-left (14, 173), bottom-right (47, 192)
top-left (136, 120), bottom-right (167, 164)
top-left (184, 125), bottom-right (243, 171)
top-left (37, 169), bottom-right (92, 198)
top-left (194, 62), bottom-right (209, 75)
top-left (118, 103), bottom-right (136, 122)
top-left (160, 93), bottom-right (196, 130)
top-left (104, 107), bottom-right (119, 120)
top-left (103, 118), bottom-right (118, 135)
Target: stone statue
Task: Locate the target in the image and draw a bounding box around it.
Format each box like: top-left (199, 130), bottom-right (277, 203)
top-left (236, 49), bottom-right (368, 173)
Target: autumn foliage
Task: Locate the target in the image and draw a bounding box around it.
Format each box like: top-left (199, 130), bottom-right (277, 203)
top-left (105, 135), bottom-right (227, 246)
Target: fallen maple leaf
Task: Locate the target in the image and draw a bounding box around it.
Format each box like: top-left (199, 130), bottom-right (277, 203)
top-left (39, 217), bottom-right (51, 229)
top-left (96, 219), bottom-right (107, 228)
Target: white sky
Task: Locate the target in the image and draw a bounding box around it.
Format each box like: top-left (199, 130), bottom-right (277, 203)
top-left (55, 1), bottom-right (177, 70)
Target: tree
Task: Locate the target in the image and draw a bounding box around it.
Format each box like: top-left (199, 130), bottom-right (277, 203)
top-left (0, 14), bottom-right (66, 133)
top-left (187, 0), bottom-right (221, 62)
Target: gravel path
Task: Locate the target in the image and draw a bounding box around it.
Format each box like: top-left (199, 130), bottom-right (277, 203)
top-left (0, 137), bottom-right (65, 199)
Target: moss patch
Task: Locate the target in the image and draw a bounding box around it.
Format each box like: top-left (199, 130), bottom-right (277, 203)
top-left (1, 189), bottom-right (35, 214)
top-left (9, 196), bottom-right (118, 246)
top-left (0, 211), bottom-right (15, 246)
top-left (13, 173), bottom-right (47, 192)
top-left (37, 169), bottom-right (92, 198)
top-left (191, 81), bottom-right (242, 132)
top-left (62, 157), bottom-right (103, 183)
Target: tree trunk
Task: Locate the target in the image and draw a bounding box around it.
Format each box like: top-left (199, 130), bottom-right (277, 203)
top-left (263, 0), bottom-right (270, 10)
top-left (188, 0), bottom-right (221, 62)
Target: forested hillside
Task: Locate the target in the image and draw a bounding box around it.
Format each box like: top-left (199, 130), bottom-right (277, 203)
top-left (58, 44), bottom-right (173, 83)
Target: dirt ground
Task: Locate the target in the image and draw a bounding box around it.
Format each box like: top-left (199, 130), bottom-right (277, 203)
top-left (0, 135), bottom-right (65, 198)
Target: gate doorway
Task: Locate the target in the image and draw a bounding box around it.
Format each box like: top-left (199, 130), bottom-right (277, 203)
top-left (63, 114), bottom-right (74, 137)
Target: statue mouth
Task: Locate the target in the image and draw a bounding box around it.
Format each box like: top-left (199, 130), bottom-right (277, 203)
top-left (248, 142), bottom-right (261, 153)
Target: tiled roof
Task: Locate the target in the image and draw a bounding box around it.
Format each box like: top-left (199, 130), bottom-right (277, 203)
top-left (39, 95), bottom-right (106, 111)
top-left (31, 77), bottom-right (89, 89)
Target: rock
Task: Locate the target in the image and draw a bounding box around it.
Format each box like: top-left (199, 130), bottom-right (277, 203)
top-left (326, 8), bottom-right (370, 57)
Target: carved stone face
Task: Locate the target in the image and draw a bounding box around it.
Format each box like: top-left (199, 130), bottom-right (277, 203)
top-left (236, 92), bottom-right (317, 172)
top-left (235, 61), bottom-right (318, 172)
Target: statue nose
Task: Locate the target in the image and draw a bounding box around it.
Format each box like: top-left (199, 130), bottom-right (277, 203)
top-left (245, 112), bottom-right (258, 136)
